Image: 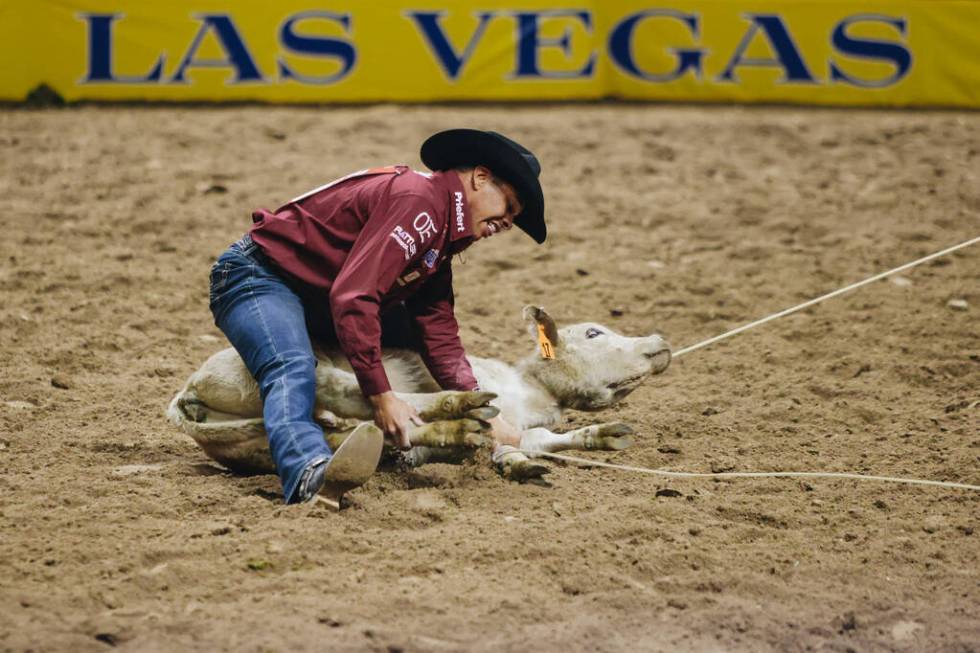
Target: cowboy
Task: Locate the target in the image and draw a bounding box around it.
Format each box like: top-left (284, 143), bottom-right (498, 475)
top-left (208, 129), bottom-right (546, 503)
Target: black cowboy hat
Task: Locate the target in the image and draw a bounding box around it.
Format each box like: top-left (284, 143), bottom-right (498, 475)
top-left (421, 129), bottom-right (546, 244)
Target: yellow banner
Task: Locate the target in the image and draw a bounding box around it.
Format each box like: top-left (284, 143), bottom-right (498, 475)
top-left (2, 1), bottom-right (978, 107)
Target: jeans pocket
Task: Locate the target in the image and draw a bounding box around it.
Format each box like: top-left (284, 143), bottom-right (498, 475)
top-left (209, 249), bottom-right (260, 323)
top-left (208, 260), bottom-right (232, 307)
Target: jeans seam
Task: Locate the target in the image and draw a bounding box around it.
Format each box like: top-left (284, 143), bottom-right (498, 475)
top-left (248, 275), bottom-right (308, 466)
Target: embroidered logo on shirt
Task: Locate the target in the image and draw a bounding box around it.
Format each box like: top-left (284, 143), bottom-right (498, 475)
top-left (390, 225), bottom-right (417, 260)
top-left (423, 248), bottom-right (439, 269)
top-left (413, 212), bottom-right (437, 243)
top-left (454, 191), bottom-right (465, 233)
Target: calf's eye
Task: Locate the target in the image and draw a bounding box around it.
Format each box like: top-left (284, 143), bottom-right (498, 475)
top-left (585, 327), bottom-right (603, 339)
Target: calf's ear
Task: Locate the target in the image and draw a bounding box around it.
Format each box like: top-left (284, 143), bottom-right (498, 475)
top-left (522, 305), bottom-right (561, 352)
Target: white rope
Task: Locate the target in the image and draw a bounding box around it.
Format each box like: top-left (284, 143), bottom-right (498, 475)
top-left (672, 235), bottom-right (980, 358)
top-left (520, 236), bottom-right (980, 493)
top-left (515, 450), bottom-right (980, 492)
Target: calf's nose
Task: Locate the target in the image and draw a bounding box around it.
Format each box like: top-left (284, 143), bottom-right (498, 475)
top-left (643, 337), bottom-right (671, 373)
top-left (641, 336), bottom-right (670, 355)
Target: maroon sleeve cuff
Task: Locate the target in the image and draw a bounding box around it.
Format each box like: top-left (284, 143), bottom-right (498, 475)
top-left (354, 365), bottom-right (392, 398)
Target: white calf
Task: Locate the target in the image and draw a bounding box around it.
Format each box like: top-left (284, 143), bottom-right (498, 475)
top-left (167, 306), bottom-right (671, 478)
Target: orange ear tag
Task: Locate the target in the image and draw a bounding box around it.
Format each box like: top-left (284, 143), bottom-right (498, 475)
top-left (537, 324), bottom-right (555, 360)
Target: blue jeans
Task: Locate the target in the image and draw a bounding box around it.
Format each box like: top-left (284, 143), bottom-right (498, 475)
top-left (209, 233), bottom-right (330, 503)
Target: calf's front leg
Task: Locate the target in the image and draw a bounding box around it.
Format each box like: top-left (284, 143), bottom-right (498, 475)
top-left (520, 422), bottom-right (634, 455)
top-left (314, 366), bottom-right (498, 422)
top-left (323, 417), bottom-right (494, 452)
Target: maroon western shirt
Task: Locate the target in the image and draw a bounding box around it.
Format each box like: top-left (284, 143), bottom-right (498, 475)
top-left (248, 166), bottom-right (479, 397)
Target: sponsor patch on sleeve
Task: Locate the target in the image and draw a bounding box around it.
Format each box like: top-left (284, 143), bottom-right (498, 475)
top-left (390, 225), bottom-right (417, 260)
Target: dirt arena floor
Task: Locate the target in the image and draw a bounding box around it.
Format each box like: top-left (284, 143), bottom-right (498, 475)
top-left (0, 104), bottom-right (977, 652)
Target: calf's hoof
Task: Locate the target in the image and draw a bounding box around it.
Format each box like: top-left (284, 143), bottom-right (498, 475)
top-left (420, 391), bottom-right (498, 421)
top-left (465, 406), bottom-right (500, 422)
top-left (505, 459), bottom-right (551, 482)
top-left (179, 397), bottom-right (209, 423)
top-left (456, 390), bottom-right (497, 410)
top-left (409, 418), bottom-right (494, 449)
top-left (598, 422), bottom-right (634, 436)
top-left (593, 422), bottom-right (635, 451)
top-left (314, 410), bottom-right (361, 431)
top-left (494, 447), bottom-right (550, 482)
top-left (600, 436), bottom-right (633, 451)
top-left (576, 422), bottom-right (635, 451)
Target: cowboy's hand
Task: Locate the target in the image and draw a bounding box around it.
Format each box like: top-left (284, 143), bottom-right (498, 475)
top-left (369, 392), bottom-right (423, 449)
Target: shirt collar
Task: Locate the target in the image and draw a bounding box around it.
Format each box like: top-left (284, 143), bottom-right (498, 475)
top-left (435, 170), bottom-right (476, 243)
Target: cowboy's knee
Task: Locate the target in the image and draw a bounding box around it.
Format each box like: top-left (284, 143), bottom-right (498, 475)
top-left (256, 351), bottom-right (317, 394)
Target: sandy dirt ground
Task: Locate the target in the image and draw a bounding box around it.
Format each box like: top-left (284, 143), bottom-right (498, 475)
top-left (0, 104), bottom-right (977, 652)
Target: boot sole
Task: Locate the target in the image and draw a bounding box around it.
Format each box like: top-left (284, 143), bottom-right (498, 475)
top-left (318, 423), bottom-right (384, 507)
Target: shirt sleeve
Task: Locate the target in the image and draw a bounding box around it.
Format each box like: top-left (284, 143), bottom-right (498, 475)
top-left (329, 193), bottom-right (439, 397)
top-left (405, 263), bottom-right (480, 392)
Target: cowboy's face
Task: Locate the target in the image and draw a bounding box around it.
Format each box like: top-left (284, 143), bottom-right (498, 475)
top-left (463, 165), bottom-right (524, 241)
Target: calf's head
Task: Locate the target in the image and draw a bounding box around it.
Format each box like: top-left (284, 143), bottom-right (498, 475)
top-left (521, 306), bottom-right (671, 411)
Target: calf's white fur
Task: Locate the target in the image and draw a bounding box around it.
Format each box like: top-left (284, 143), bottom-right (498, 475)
top-left (167, 306), bottom-right (671, 477)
